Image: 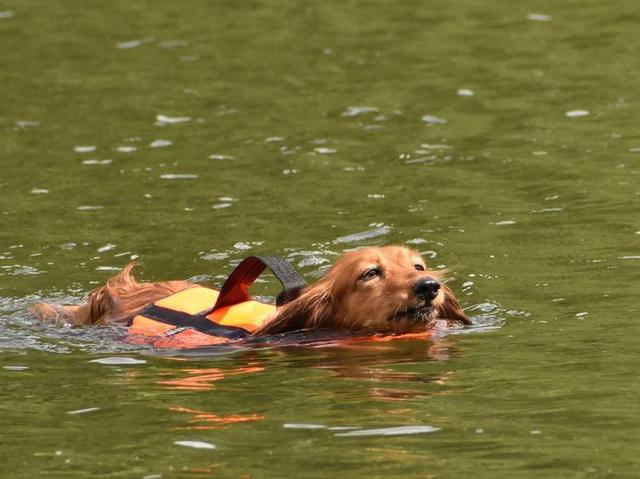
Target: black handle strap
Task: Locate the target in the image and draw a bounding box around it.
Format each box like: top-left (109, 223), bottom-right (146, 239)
top-left (210, 256), bottom-right (307, 312)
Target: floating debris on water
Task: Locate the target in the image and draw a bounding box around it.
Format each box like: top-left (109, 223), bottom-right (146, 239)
top-left (565, 110), bottom-right (590, 118)
top-left (90, 357), bottom-right (147, 365)
top-left (155, 114), bottom-right (191, 125)
top-left (335, 425), bottom-right (440, 437)
top-left (174, 440), bottom-right (216, 450)
top-left (421, 115), bottom-right (447, 125)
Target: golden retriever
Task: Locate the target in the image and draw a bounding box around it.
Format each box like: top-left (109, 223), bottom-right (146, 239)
top-left (32, 245), bottom-right (469, 335)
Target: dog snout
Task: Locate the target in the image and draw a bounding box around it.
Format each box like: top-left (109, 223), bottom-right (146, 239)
top-left (413, 277), bottom-right (440, 302)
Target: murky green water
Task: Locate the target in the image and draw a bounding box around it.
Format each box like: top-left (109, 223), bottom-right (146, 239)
top-left (1, 0), bottom-right (639, 477)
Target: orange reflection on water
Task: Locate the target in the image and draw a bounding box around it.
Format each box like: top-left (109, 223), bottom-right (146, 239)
top-left (157, 364), bottom-right (264, 391)
top-left (170, 405), bottom-right (264, 430)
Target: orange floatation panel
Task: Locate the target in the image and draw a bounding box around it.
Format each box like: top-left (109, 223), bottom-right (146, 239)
top-left (127, 286), bottom-right (276, 349)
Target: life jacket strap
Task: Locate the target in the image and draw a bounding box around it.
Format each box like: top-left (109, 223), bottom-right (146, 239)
top-left (139, 304), bottom-right (250, 340)
top-left (211, 256), bottom-right (307, 312)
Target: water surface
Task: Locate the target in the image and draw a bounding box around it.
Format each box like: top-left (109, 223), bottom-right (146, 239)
top-left (1, 0), bottom-right (639, 477)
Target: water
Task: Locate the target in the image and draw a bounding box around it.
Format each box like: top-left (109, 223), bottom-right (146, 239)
top-left (1, 0), bottom-right (639, 477)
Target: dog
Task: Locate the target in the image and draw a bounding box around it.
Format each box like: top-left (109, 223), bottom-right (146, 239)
top-left (32, 245), bottom-right (470, 335)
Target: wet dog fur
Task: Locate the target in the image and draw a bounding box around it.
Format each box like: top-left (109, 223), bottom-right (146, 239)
top-left (32, 246), bottom-right (469, 335)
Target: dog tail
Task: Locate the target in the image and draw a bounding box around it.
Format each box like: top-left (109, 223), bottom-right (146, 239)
top-left (31, 262), bottom-right (193, 325)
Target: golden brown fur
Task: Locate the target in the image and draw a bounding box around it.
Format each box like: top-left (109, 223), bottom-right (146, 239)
top-left (32, 246), bottom-right (469, 334)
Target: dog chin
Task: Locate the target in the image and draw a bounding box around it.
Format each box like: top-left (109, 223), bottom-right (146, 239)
top-left (390, 304), bottom-right (438, 325)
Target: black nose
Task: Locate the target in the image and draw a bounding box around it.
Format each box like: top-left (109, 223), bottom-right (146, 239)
top-left (413, 277), bottom-right (441, 302)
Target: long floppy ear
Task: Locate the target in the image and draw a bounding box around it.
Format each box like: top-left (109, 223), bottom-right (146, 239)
top-left (254, 283), bottom-right (335, 335)
top-left (438, 284), bottom-right (471, 325)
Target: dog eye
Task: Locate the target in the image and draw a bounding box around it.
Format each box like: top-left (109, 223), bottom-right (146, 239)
top-left (360, 267), bottom-right (381, 281)
top-left (414, 264), bottom-right (425, 271)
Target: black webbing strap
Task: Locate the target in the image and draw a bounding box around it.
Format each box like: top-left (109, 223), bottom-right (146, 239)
top-left (138, 304), bottom-right (250, 340)
top-left (209, 256), bottom-right (308, 312)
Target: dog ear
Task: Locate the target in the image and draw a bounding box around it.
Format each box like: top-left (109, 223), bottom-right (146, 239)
top-left (255, 283), bottom-right (335, 335)
top-left (438, 284), bottom-right (471, 325)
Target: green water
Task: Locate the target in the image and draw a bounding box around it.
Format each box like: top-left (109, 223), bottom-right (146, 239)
top-left (1, 0), bottom-right (639, 477)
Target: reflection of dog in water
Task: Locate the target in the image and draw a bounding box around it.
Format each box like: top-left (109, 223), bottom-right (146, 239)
top-left (33, 245), bottom-right (469, 335)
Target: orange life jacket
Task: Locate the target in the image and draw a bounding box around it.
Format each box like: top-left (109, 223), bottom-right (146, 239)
top-left (126, 256), bottom-right (307, 349)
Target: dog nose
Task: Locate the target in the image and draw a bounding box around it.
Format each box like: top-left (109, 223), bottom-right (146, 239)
top-left (413, 277), bottom-right (441, 301)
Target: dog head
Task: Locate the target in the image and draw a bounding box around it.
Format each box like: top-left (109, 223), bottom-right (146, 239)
top-left (257, 245), bottom-right (470, 335)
